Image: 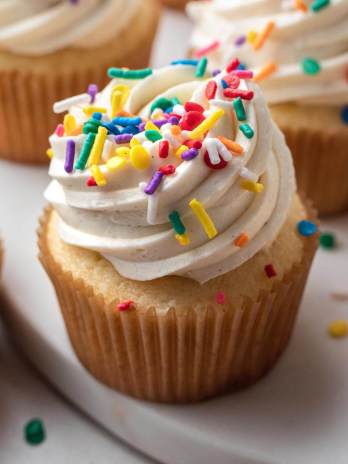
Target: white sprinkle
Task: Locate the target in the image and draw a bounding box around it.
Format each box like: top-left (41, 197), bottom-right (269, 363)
top-left (204, 138), bottom-right (220, 165)
top-left (216, 139), bottom-right (232, 161)
top-left (173, 104), bottom-right (185, 116)
top-left (240, 167), bottom-right (258, 182)
top-left (53, 93), bottom-right (91, 114)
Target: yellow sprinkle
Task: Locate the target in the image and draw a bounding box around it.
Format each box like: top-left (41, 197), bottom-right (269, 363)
top-left (83, 106), bottom-right (107, 116)
top-left (240, 180), bottom-right (264, 193)
top-left (46, 148), bottom-right (54, 159)
top-left (151, 109), bottom-right (164, 120)
top-left (189, 108), bottom-right (225, 139)
top-left (247, 30), bottom-right (257, 44)
top-left (130, 145), bottom-right (151, 170)
top-left (90, 165), bottom-right (107, 187)
top-left (175, 145), bottom-right (187, 159)
top-left (106, 156), bottom-right (127, 172)
top-left (145, 121), bottom-right (160, 132)
top-left (189, 198), bottom-right (217, 239)
top-left (88, 126), bottom-right (108, 167)
top-left (253, 21), bottom-right (275, 51)
top-left (69, 124), bottom-right (83, 136)
top-left (116, 147), bottom-right (130, 158)
top-left (111, 91), bottom-right (123, 118)
top-left (175, 233), bottom-right (190, 246)
top-left (328, 320), bottom-right (348, 338)
top-left (253, 62), bottom-right (278, 83)
top-left (130, 137), bottom-right (141, 148)
top-left (63, 114), bottom-right (76, 135)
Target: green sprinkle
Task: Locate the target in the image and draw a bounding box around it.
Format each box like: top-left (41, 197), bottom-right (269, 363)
top-left (195, 57), bottom-right (208, 78)
top-left (150, 97), bottom-right (173, 114)
top-left (145, 130), bottom-right (163, 142)
top-left (233, 97), bottom-right (246, 121)
top-left (320, 232), bottom-right (336, 249)
top-left (169, 211), bottom-right (186, 235)
top-left (239, 124), bottom-right (254, 139)
top-left (302, 57), bottom-right (321, 75)
top-left (310, 0), bottom-right (330, 12)
top-left (75, 132), bottom-right (96, 170)
top-left (24, 418), bottom-right (46, 446)
top-left (83, 119), bottom-right (101, 134)
top-left (171, 96), bottom-right (180, 106)
top-left (107, 67), bottom-right (153, 80)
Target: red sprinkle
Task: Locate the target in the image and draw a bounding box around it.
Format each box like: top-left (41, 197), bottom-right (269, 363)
top-left (86, 176), bottom-right (97, 187)
top-left (159, 164), bottom-right (176, 175)
top-left (55, 124), bottom-right (64, 137)
top-left (180, 111), bottom-right (205, 131)
top-left (184, 101), bottom-right (205, 113)
top-left (159, 140), bottom-right (169, 158)
top-left (264, 264), bottom-right (277, 278)
top-left (203, 150), bottom-right (228, 170)
top-left (216, 291), bottom-right (226, 305)
top-left (226, 58), bottom-right (240, 73)
top-left (183, 139), bottom-right (202, 149)
top-left (223, 89), bottom-right (254, 100)
top-left (223, 74), bottom-right (240, 89)
top-left (117, 300), bottom-right (134, 312)
top-left (205, 80), bottom-right (217, 100)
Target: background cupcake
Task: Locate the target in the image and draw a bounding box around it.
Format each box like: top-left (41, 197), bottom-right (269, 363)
top-left (0, 0), bottom-right (160, 164)
top-left (39, 61), bottom-right (318, 403)
top-left (187, 0), bottom-right (348, 215)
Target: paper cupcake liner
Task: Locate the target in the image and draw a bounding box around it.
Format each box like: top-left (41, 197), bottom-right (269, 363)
top-left (279, 126), bottom-right (348, 216)
top-left (38, 202), bottom-right (318, 403)
top-left (0, 9), bottom-right (159, 165)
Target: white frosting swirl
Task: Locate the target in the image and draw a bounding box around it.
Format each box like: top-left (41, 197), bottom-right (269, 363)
top-left (44, 64), bottom-right (295, 283)
top-left (0, 0), bottom-right (139, 55)
top-left (187, 0), bottom-right (348, 104)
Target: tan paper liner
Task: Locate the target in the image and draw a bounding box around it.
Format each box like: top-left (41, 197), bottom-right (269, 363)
top-left (0, 4), bottom-right (160, 165)
top-left (38, 202), bottom-right (318, 404)
top-left (279, 126), bottom-right (348, 216)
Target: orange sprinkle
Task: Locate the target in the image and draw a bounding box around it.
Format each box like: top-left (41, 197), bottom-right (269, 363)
top-left (234, 233), bottom-right (249, 247)
top-left (217, 136), bottom-right (244, 156)
top-left (253, 62), bottom-right (278, 82)
top-left (171, 125), bottom-right (182, 136)
top-left (116, 110), bottom-right (132, 117)
top-left (253, 21), bottom-right (275, 51)
top-left (69, 124), bottom-right (83, 136)
top-left (294, 0), bottom-right (308, 12)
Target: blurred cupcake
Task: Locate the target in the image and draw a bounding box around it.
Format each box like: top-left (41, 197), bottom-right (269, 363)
top-left (0, 0), bottom-right (160, 164)
top-left (187, 0), bottom-right (348, 215)
top-left (39, 60), bottom-right (318, 403)
top-left (162, 0), bottom-right (190, 9)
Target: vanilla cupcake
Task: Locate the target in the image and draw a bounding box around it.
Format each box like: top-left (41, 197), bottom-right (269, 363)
top-left (39, 60), bottom-right (318, 403)
top-left (0, 0), bottom-right (160, 164)
top-left (187, 0), bottom-right (348, 215)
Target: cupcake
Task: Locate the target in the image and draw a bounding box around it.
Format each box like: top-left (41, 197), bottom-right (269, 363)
top-left (39, 60), bottom-right (318, 403)
top-left (187, 0), bottom-right (348, 215)
top-left (0, 0), bottom-right (160, 164)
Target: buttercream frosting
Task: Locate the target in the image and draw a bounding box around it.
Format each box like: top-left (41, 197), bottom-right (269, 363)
top-left (0, 0), bottom-right (140, 55)
top-left (44, 62), bottom-right (295, 283)
top-left (187, 0), bottom-right (348, 105)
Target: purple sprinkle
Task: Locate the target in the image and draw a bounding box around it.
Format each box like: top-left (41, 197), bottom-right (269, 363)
top-left (115, 134), bottom-right (132, 144)
top-left (144, 171), bottom-right (164, 195)
top-left (87, 84), bottom-right (98, 103)
top-left (182, 148), bottom-right (199, 161)
top-left (64, 140), bottom-right (75, 173)
top-left (138, 122), bottom-right (146, 132)
top-left (212, 69), bottom-right (221, 77)
top-left (152, 119), bottom-right (168, 128)
top-left (235, 35), bottom-right (246, 47)
top-left (168, 116), bottom-right (180, 125)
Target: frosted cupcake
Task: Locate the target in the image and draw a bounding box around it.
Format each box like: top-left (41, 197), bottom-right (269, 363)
top-left (0, 0), bottom-right (160, 164)
top-left (187, 0), bottom-right (348, 215)
top-left (39, 60), bottom-right (318, 403)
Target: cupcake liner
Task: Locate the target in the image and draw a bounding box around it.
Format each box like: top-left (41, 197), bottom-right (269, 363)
top-left (38, 201), bottom-right (318, 403)
top-left (0, 4), bottom-right (160, 164)
top-left (280, 127), bottom-right (348, 216)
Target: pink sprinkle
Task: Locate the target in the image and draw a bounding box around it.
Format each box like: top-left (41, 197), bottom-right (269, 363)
top-left (55, 124), bottom-right (64, 137)
top-left (232, 70), bottom-right (254, 79)
top-left (195, 40), bottom-right (220, 58)
top-left (264, 264), bottom-right (277, 279)
top-left (216, 292), bottom-right (226, 305)
top-left (117, 300), bottom-right (134, 312)
top-left (226, 58), bottom-right (240, 73)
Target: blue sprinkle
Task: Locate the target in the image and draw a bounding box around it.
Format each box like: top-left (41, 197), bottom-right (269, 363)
top-left (164, 107), bottom-right (174, 114)
top-left (112, 116), bottom-right (142, 127)
top-left (237, 62), bottom-right (247, 71)
top-left (171, 59), bottom-right (199, 66)
top-left (341, 105), bottom-right (348, 125)
top-left (221, 79), bottom-right (229, 89)
top-left (101, 121), bottom-right (120, 135)
top-left (121, 125), bottom-right (139, 135)
top-left (92, 112), bottom-right (102, 121)
top-left (297, 220), bottom-right (318, 237)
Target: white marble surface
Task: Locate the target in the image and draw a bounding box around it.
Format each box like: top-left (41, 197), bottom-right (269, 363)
top-left (1, 6), bottom-right (348, 464)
